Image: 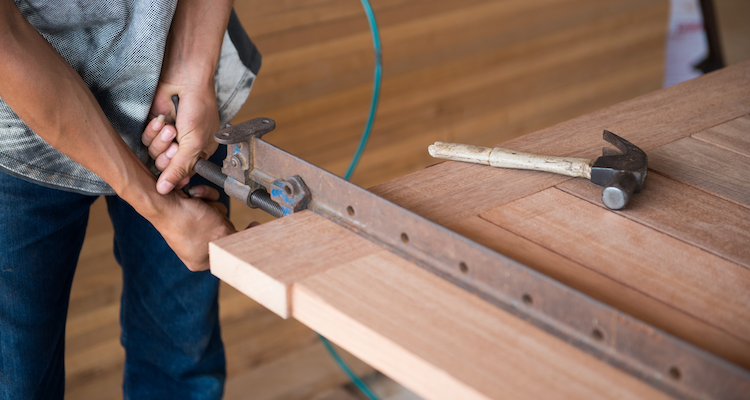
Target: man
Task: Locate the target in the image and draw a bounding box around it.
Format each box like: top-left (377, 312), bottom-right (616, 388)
top-left (0, 0), bottom-right (259, 398)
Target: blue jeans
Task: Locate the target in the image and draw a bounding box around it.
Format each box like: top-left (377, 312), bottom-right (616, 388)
top-left (0, 149), bottom-right (228, 400)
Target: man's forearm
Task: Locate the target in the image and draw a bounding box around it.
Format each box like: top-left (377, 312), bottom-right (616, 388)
top-left (161, 0), bottom-right (234, 90)
top-left (0, 1), bottom-right (161, 217)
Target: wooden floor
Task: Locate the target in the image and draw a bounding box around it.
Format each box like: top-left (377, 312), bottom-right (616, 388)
top-left (64, 0), bottom-right (748, 399)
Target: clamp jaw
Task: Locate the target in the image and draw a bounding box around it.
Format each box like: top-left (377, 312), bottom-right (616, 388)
top-left (194, 118), bottom-right (311, 218)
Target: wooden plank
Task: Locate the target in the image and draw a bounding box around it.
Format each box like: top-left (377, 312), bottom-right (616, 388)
top-left (499, 65), bottom-right (750, 157)
top-left (209, 210), bottom-right (382, 318)
top-left (692, 114), bottom-right (750, 158)
top-left (448, 216), bottom-right (750, 369)
top-left (210, 211), bottom-right (674, 399)
top-left (372, 162), bottom-right (567, 226)
top-left (480, 188), bottom-right (750, 349)
top-left (556, 173), bottom-right (750, 269)
top-left (648, 137), bottom-right (750, 207)
top-left (371, 61), bottom-right (750, 223)
top-left (291, 249), bottom-right (673, 400)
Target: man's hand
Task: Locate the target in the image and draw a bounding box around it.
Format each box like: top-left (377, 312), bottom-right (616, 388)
top-left (140, 115), bottom-right (236, 271)
top-left (144, 85), bottom-right (220, 193)
top-left (152, 184), bottom-right (236, 271)
top-left (144, 0), bottom-right (233, 195)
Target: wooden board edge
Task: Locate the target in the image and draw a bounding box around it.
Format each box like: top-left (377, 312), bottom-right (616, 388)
top-left (210, 242), bottom-right (291, 319)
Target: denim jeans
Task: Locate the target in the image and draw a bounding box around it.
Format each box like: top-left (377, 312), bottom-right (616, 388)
top-left (0, 149), bottom-right (228, 400)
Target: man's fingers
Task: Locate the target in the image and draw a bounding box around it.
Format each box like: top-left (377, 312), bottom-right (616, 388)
top-left (185, 186), bottom-right (227, 217)
top-left (148, 125), bottom-right (177, 160)
top-left (141, 115), bottom-right (166, 147)
top-left (156, 148), bottom-right (198, 194)
top-left (187, 185), bottom-right (221, 201)
top-left (149, 85), bottom-right (178, 123)
top-left (245, 221), bottom-right (261, 230)
top-left (153, 142), bottom-right (178, 171)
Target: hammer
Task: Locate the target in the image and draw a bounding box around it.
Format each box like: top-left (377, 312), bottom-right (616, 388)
top-left (428, 130), bottom-right (647, 210)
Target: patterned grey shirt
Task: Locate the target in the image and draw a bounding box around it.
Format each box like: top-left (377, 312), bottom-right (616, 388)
top-left (0, 0), bottom-right (261, 195)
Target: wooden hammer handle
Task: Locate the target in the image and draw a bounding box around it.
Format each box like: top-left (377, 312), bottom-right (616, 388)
top-left (428, 141), bottom-right (593, 179)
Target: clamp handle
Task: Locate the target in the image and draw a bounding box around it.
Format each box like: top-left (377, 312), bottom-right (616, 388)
top-left (215, 118), bottom-right (276, 144)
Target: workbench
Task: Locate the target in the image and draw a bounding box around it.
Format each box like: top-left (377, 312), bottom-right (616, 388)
top-left (210, 61), bottom-right (750, 399)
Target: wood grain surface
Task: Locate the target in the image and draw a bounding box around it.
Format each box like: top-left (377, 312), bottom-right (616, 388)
top-left (211, 210), bottom-right (674, 400)
top-left (293, 251), bottom-right (674, 400)
top-left (479, 188), bottom-right (750, 367)
top-left (649, 137), bottom-right (750, 207)
top-left (210, 210), bottom-right (382, 318)
top-left (447, 216), bottom-right (750, 370)
top-left (693, 115), bottom-right (750, 157)
top-left (210, 61), bottom-right (750, 399)
top-left (371, 61), bottom-right (750, 225)
top-left (557, 173), bottom-right (750, 269)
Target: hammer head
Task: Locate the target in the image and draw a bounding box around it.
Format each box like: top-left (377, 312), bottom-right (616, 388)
top-left (590, 130), bottom-right (648, 210)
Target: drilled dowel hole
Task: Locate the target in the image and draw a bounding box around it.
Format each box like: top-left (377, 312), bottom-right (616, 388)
top-left (522, 294), bottom-right (533, 306)
top-left (400, 233), bottom-right (409, 244)
top-left (346, 206), bottom-right (355, 217)
top-left (592, 328), bottom-right (604, 341)
top-left (459, 262), bottom-right (468, 274)
top-left (669, 366), bottom-right (682, 380)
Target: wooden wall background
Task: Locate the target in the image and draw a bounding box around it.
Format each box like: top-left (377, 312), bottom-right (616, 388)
top-left (65, 0), bottom-right (671, 399)
top-left (232, 0), bottom-right (668, 190)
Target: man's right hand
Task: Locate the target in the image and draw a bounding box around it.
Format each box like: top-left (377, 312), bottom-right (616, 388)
top-left (140, 115), bottom-right (237, 271)
top-left (149, 184), bottom-right (236, 272)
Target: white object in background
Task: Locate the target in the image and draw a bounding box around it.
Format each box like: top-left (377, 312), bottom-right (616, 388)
top-left (664, 0), bottom-right (708, 87)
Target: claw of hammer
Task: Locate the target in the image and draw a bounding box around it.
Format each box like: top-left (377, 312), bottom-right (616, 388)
top-left (427, 130), bottom-right (648, 210)
top-left (589, 130), bottom-right (648, 209)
